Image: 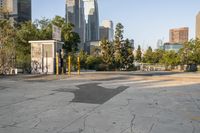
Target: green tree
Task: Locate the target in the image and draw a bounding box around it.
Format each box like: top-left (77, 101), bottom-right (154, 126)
top-left (121, 39), bottom-right (134, 69)
top-left (36, 16), bottom-right (80, 54)
top-left (51, 16), bottom-right (65, 28)
top-left (143, 46), bottom-right (153, 63)
top-left (136, 45), bottom-right (142, 62)
top-left (100, 39), bottom-right (115, 70)
top-left (179, 39), bottom-right (200, 65)
top-left (160, 50), bottom-right (180, 70)
top-left (62, 23), bottom-right (80, 54)
top-left (50, 16), bottom-right (80, 54)
top-left (86, 56), bottom-right (102, 70)
top-left (16, 21), bottom-right (39, 72)
top-left (0, 20), bottom-right (16, 74)
top-left (34, 17), bottom-right (52, 40)
top-left (79, 50), bottom-right (88, 69)
top-left (114, 23), bottom-right (124, 69)
top-left (152, 49), bottom-right (165, 64)
top-left (193, 39), bottom-right (200, 64)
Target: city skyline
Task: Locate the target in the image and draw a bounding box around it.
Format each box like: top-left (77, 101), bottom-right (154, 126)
top-left (32, 0), bottom-right (200, 49)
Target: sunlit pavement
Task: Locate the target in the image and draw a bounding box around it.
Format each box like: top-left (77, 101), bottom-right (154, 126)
top-left (0, 72), bottom-right (200, 133)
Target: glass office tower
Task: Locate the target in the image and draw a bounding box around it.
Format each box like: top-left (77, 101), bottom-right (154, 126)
top-left (0, 0), bottom-right (31, 23)
top-left (84, 0), bottom-right (99, 41)
top-left (66, 0), bottom-right (85, 50)
top-left (17, 0), bottom-right (31, 23)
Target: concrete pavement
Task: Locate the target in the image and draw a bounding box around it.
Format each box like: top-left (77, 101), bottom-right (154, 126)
top-left (0, 72), bottom-right (200, 133)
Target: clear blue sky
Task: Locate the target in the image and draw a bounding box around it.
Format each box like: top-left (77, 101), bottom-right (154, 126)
top-left (32, 0), bottom-right (200, 49)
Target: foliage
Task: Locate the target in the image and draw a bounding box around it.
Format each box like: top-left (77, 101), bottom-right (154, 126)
top-left (121, 39), bottom-right (134, 69)
top-left (99, 23), bottom-right (135, 71)
top-left (79, 50), bottom-right (88, 69)
top-left (159, 50), bottom-right (180, 68)
top-left (143, 46), bottom-right (153, 63)
top-left (152, 49), bottom-right (165, 64)
top-left (0, 20), bottom-right (16, 49)
top-left (136, 45), bottom-right (142, 62)
top-left (178, 39), bottom-right (200, 65)
top-left (16, 21), bottom-right (39, 72)
top-left (0, 15), bottom-right (82, 74)
top-left (114, 23), bottom-right (124, 68)
top-left (51, 16), bottom-right (80, 54)
top-left (0, 20), bottom-right (16, 74)
top-left (34, 18), bottom-right (52, 40)
top-left (35, 16), bottom-right (80, 54)
top-left (86, 56), bottom-right (102, 70)
top-left (100, 39), bottom-right (115, 69)
top-left (62, 23), bottom-right (80, 53)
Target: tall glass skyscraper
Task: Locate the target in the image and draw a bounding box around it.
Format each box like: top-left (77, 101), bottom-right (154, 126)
top-left (0, 0), bottom-right (18, 20)
top-left (17, 0), bottom-right (32, 23)
top-left (84, 0), bottom-right (99, 41)
top-left (196, 12), bottom-right (200, 39)
top-left (0, 0), bottom-right (31, 23)
top-left (66, 0), bottom-right (85, 50)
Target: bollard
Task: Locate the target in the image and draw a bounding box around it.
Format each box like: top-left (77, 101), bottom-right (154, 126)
top-left (77, 56), bottom-right (80, 75)
top-left (61, 49), bottom-right (64, 75)
top-left (56, 52), bottom-right (59, 75)
top-left (68, 55), bottom-right (71, 76)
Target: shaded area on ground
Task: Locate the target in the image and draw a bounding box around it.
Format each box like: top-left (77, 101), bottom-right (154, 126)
top-left (92, 76), bottom-right (130, 81)
top-left (54, 83), bottom-right (128, 104)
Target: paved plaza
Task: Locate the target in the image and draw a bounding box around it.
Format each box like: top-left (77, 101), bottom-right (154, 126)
top-left (0, 72), bottom-right (200, 133)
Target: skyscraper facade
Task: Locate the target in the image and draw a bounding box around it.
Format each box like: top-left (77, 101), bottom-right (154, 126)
top-left (0, 0), bottom-right (31, 23)
top-left (84, 0), bottom-right (99, 42)
top-left (100, 20), bottom-right (114, 41)
top-left (66, 0), bottom-right (85, 50)
top-left (0, 0), bottom-right (17, 20)
top-left (99, 20), bottom-right (114, 41)
top-left (196, 12), bottom-right (200, 39)
top-left (169, 27), bottom-right (189, 44)
top-left (0, 0), bottom-right (6, 19)
top-left (17, 0), bottom-right (31, 23)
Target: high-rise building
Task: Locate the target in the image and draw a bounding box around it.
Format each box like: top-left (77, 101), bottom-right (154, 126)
top-left (196, 12), bottom-right (200, 39)
top-left (84, 0), bottom-right (99, 41)
top-left (0, 0), bottom-right (17, 20)
top-left (99, 20), bottom-right (114, 41)
top-left (169, 27), bottom-right (189, 44)
top-left (0, 0), bottom-right (31, 23)
top-left (17, 0), bottom-right (31, 23)
top-left (66, 0), bottom-right (85, 50)
top-left (99, 26), bottom-right (109, 41)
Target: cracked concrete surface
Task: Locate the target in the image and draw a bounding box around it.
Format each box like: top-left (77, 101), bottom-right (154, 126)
top-left (0, 72), bottom-right (200, 133)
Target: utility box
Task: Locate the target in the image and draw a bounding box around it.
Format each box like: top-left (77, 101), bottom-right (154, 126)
top-left (29, 40), bottom-right (64, 74)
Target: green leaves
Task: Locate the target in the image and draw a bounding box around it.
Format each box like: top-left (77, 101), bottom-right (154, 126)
top-left (136, 45), bottom-right (142, 62)
top-left (101, 39), bottom-right (115, 66)
top-left (100, 23), bottom-right (134, 70)
top-left (178, 39), bottom-right (200, 65)
top-left (1, 15), bottom-right (81, 73)
top-left (160, 51), bottom-right (179, 67)
top-left (0, 20), bottom-right (16, 74)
